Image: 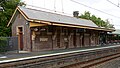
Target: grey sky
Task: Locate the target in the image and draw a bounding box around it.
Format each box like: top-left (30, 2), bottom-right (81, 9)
top-left (22, 0), bottom-right (120, 29)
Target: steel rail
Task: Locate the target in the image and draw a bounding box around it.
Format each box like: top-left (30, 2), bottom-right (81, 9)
top-left (0, 45), bottom-right (120, 64)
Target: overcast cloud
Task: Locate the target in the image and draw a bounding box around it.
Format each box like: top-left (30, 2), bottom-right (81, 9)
top-left (22, 0), bottom-right (120, 29)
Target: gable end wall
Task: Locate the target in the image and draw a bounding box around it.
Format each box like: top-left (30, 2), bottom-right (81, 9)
top-left (12, 11), bottom-right (31, 51)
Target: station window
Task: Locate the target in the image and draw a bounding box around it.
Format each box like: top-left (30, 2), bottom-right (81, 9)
top-left (16, 26), bottom-right (24, 35)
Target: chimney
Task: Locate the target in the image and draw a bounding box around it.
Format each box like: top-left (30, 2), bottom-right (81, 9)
top-left (73, 11), bottom-right (79, 18)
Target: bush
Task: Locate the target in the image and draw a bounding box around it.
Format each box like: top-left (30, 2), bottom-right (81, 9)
top-left (0, 37), bottom-right (7, 52)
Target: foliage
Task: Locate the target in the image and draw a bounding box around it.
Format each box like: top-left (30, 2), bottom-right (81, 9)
top-left (79, 11), bottom-right (114, 28)
top-left (0, 37), bottom-right (7, 52)
top-left (0, 0), bottom-right (25, 37)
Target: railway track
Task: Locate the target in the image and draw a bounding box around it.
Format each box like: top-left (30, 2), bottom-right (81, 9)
top-left (63, 52), bottom-right (120, 68)
top-left (1, 45), bottom-right (120, 68)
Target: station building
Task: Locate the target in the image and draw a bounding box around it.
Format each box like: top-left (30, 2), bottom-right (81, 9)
top-left (107, 29), bottom-right (120, 44)
top-left (7, 6), bottom-right (115, 51)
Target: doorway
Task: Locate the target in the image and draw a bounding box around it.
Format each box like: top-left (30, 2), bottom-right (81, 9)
top-left (18, 27), bottom-right (23, 50)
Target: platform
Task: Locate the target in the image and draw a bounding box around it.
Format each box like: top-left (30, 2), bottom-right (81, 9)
top-left (0, 44), bottom-right (120, 63)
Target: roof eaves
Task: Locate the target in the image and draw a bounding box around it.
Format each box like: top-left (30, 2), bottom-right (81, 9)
top-left (51, 22), bottom-right (115, 31)
top-left (7, 6), bottom-right (33, 27)
top-left (99, 28), bottom-right (115, 32)
top-left (28, 18), bottom-right (115, 32)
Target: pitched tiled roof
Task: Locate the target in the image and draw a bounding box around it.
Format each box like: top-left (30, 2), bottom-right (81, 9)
top-left (19, 6), bottom-right (98, 28)
top-left (7, 6), bottom-right (115, 32)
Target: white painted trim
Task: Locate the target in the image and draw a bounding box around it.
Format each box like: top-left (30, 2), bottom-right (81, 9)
top-left (16, 25), bottom-right (24, 35)
top-left (0, 45), bottom-right (120, 63)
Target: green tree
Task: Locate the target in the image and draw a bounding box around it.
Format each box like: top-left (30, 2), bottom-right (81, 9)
top-left (0, 0), bottom-right (25, 36)
top-left (105, 19), bottom-right (114, 28)
top-left (79, 11), bottom-right (114, 28)
top-left (79, 11), bottom-right (91, 20)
